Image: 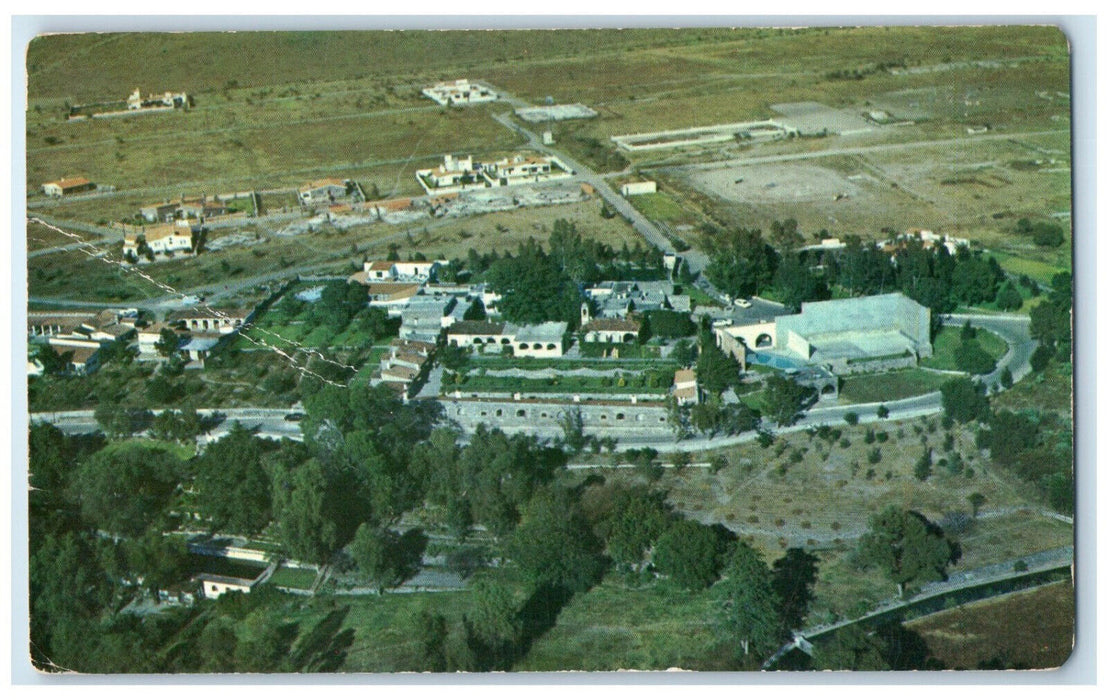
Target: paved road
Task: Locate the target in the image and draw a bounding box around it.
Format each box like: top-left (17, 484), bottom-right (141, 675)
top-left (946, 312), bottom-right (1037, 390)
top-left (490, 111), bottom-right (711, 272)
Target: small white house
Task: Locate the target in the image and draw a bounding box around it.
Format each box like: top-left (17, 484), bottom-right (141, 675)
top-left (196, 574), bottom-right (259, 599)
top-left (123, 224), bottom-right (194, 259)
top-left (620, 181), bottom-right (657, 196)
top-left (421, 79), bottom-right (498, 106)
top-left (672, 368), bottom-right (701, 405)
top-left (42, 176), bottom-right (95, 197)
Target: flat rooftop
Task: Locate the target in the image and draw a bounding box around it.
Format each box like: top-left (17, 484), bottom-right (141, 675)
top-left (515, 104), bottom-right (598, 122)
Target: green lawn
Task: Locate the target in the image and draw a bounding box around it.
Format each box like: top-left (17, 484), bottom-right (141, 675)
top-left (990, 251), bottom-right (1069, 286)
top-left (516, 576), bottom-right (740, 671)
top-left (838, 368), bottom-right (952, 404)
top-left (920, 326), bottom-right (1008, 372)
top-left (627, 191), bottom-right (696, 225)
top-left (268, 566), bottom-right (318, 590)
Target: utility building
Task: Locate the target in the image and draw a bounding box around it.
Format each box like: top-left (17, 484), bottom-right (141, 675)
top-left (774, 293), bottom-right (932, 374)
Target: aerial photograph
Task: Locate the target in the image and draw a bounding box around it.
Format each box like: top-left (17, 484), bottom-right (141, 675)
top-left (22, 24), bottom-right (1075, 675)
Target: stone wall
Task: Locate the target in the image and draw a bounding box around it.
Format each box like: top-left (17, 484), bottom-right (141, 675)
top-left (440, 396), bottom-right (673, 441)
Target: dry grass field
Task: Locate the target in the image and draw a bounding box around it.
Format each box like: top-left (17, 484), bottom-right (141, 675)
top-left (907, 580), bottom-right (1074, 669)
top-left (26, 26), bottom-right (1072, 290)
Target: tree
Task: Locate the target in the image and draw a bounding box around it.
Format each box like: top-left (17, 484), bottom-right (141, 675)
top-left (557, 407), bottom-right (588, 453)
top-left (696, 329), bottom-right (742, 394)
top-left (505, 487), bottom-right (605, 593)
top-left (773, 252), bottom-right (829, 312)
top-left (671, 338), bottom-right (697, 366)
top-left (843, 412), bottom-right (859, 426)
top-left (771, 548), bottom-right (820, 632)
top-left (71, 443), bottom-right (184, 536)
top-left (1000, 366), bottom-right (1014, 388)
top-left (462, 297), bottom-right (487, 321)
top-left (968, 492), bottom-right (986, 518)
top-left (653, 519), bottom-right (732, 591)
top-left (960, 319), bottom-right (976, 342)
top-left (876, 404), bottom-right (890, 419)
top-left (193, 423), bottom-right (274, 536)
top-left (763, 374), bottom-right (814, 426)
top-left (914, 448), bottom-right (932, 481)
top-left (704, 227), bottom-right (776, 299)
top-left (954, 339), bottom-right (996, 375)
top-left (995, 281), bottom-right (1024, 311)
top-left (1029, 344), bottom-right (1054, 372)
top-left (940, 376), bottom-right (989, 424)
top-left (270, 458), bottom-right (342, 565)
top-left (463, 578), bottom-right (522, 671)
top-left (713, 543), bottom-right (784, 659)
top-left (438, 343), bottom-right (470, 372)
top-left (123, 532), bottom-right (192, 595)
top-left (33, 343), bottom-right (72, 375)
top-left (93, 402), bottom-right (151, 439)
top-left (155, 327), bottom-right (181, 357)
top-left (815, 624), bottom-right (890, 671)
top-left (349, 524), bottom-right (426, 594)
top-left (596, 486), bottom-right (673, 570)
top-left (856, 506), bottom-right (958, 597)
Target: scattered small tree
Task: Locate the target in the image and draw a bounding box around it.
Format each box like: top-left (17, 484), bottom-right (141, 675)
top-left (968, 492), bottom-right (987, 518)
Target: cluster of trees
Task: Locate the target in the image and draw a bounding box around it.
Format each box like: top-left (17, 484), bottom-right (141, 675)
top-left (28, 381), bottom-right (446, 672)
top-left (483, 238), bottom-right (586, 329)
top-left (704, 228), bottom-right (1012, 322)
top-left (939, 374), bottom-right (1072, 514)
top-left (305, 280), bottom-right (393, 336)
top-left (1015, 217), bottom-right (1067, 248)
top-left (582, 481), bottom-right (822, 663)
top-left (479, 225), bottom-right (670, 330)
top-left (29, 424), bottom-right (195, 670)
top-left (456, 221), bottom-right (663, 285)
top-left (1028, 272), bottom-right (1072, 371)
top-left (978, 409), bottom-right (1073, 514)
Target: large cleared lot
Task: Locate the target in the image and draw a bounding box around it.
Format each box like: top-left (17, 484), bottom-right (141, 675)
top-left (687, 163), bottom-right (868, 204)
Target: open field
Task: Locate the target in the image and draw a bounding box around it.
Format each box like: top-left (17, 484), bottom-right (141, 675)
top-left (667, 130), bottom-right (1071, 257)
top-left (626, 191), bottom-right (698, 225)
top-left (837, 368), bottom-right (951, 404)
top-left (906, 580), bottom-right (1074, 669)
top-left (27, 104), bottom-right (523, 193)
top-left (991, 360), bottom-right (1074, 418)
top-left (515, 576), bottom-right (735, 671)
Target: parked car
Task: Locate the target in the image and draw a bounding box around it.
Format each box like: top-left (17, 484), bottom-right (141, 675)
top-left (733, 298), bottom-right (753, 309)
